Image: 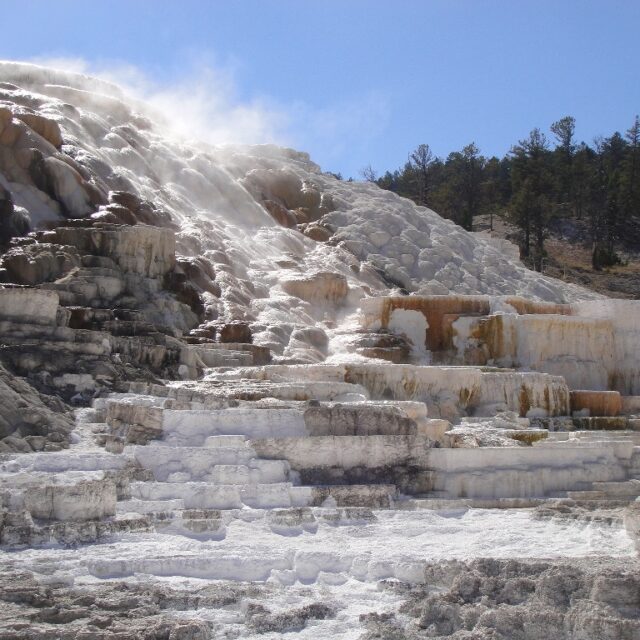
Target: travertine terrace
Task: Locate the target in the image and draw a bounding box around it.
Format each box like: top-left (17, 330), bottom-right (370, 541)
top-left (0, 62), bottom-right (638, 639)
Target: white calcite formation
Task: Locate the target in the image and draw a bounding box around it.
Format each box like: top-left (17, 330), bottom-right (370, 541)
top-left (0, 62), bottom-right (639, 639)
top-left (362, 295), bottom-right (640, 394)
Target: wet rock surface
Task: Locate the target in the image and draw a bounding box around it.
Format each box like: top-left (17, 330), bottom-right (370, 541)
top-left (361, 558), bottom-right (640, 640)
top-left (0, 558), bottom-right (637, 639)
top-left (0, 571), bottom-right (252, 639)
top-left (0, 363), bottom-right (73, 450)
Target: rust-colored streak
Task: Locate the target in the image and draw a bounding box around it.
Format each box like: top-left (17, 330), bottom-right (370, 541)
top-left (484, 315), bottom-right (505, 360)
top-left (543, 386), bottom-right (550, 412)
top-left (570, 390), bottom-right (622, 417)
top-left (378, 296), bottom-right (490, 351)
top-left (519, 385), bottom-right (531, 417)
top-left (510, 431), bottom-right (548, 445)
top-left (503, 296), bottom-right (572, 316)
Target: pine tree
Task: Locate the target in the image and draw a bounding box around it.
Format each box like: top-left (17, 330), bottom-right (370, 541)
top-left (622, 115), bottom-right (640, 221)
top-left (550, 116), bottom-right (576, 214)
top-left (509, 129), bottom-right (551, 270)
top-left (371, 115), bottom-right (640, 273)
top-left (590, 135), bottom-right (625, 268)
top-left (481, 157), bottom-right (504, 230)
top-left (408, 144), bottom-right (435, 206)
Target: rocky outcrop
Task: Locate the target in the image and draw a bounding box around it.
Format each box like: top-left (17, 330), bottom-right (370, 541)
top-left (303, 403), bottom-right (417, 436)
top-left (13, 111), bottom-right (63, 149)
top-left (302, 222), bottom-right (333, 242)
top-left (0, 287), bottom-right (59, 324)
top-left (43, 156), bottom-right (94, 218)
top-left (18, 475), bottom-right (116, 521)
top-left (219, 322), bottom-right (252, 343)
top-left (0, 217), bottom-right (215, 413)
top-left (281, 271), bottom-right (348, 304)
top-left (48, 224), bottom-right (176, 278)
top-left (361, 295), bottom-right (640, 398)
top-left (625, 500), bottom-right (640, 553)
top-left (0, 105), bottom-right (102, 225)
top-left (102, 190), bottom-right (175, 228)
top-left (570, 390), bottom-right (622, 417)
top-left (244, 168), bottom-right (335, 226)
top-left (362, 558), bottom-right (640, 640)
top-left (0, 363), bottom-right (73, 451)
top-left (0, 183), bottom-right (30, 245)
top-left (0, 241), bottom-right (80, 285)
top-left (348, 330), bottom-right (412, 363)
top-left (0, 571), bottom-right (243, 639)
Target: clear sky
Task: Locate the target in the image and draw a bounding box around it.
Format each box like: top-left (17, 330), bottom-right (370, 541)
top-left (2, 1), bottom-right (639, 178)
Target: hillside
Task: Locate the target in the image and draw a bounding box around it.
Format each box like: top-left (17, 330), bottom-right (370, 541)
top-left (474, 213), bottom-right (640, 299)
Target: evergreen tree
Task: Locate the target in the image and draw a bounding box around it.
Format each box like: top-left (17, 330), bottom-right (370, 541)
top-left (573, 142), bottom-right (595, 220)
top-left (481, 157), bottom-right (503, 230)
top-left (550, 116), bottom-right (576, 214)
top-left (408, 144), bottom-right (435, 206)
top-left (589, 135), bottom-right (623, 268)
top-left (377, 170), bottom-right (399, 192)
top-left (360, 164), bottom-right (378, 182)
top-left (435, 143), bottom-right (484, 230)
top-left (622, 115), bottom-right (640, 222)
top-left (458, 143), bottom-right (483, 231)
top-left (509, 128), bottom-right (551, 270)
top-left (371, 115), bottom-right (640, 273)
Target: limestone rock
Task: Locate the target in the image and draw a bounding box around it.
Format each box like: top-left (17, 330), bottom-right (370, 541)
top-left (0, 435), bottom-right (31, 452)
top-left (23, 477), bottom-right (117, 521)
top-left (351, 331), bottom-right (412, 363)
top-left (0, 106), bottom-right (12, 133)
top-left (0, 287), bottom-right (59, 324)
top-left (175, 256), bottom-right (221, 297)
top-left (43, 156), bottom-right (93, 218)
top-left (570, 390), bottom-right (622, 417)
top-left (303, 222), bottom-right (333, 242)
top-left (92, 202), bottom-right (139, 225)
top-left (52, 224), bottom-right (176, 277)
top-left (245, 169), bottom-right (334, 225)
top-left (264, 199), bottom-right (297, 228)
top-left (0, 185), bottom-right (31, 246)
top-left (0, 184), bottom-right (14, 220)
top-left (369, 230), bottom-right (391, 248)
top-left (281, 272), bottom-right (348, 304)
top-left (163, 270), bottom-right (205, 320)
top-left (624, 500), bottom-right (640, 553)
top-left (289, 327), bottom-right (328, 353)
top-left (0, 363), bottom-right (73, 443)
top-left (0, 118), bottom-right (21, 146)
top-left (303, 404), bottom-right (416, 436)
top-left (107, 190), bottom-right (175, 228)
top-left (14, 111), bottom-right (63, 148)
top-left (219, 322), bottom-right (252, 344)
top-left (394, 558), bottom-right (640, 640)
top-left (0, 242), bottom-right (80, 285)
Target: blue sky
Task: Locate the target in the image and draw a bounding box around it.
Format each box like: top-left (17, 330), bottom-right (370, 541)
top-left (2, 1), bottom-right (639, 178)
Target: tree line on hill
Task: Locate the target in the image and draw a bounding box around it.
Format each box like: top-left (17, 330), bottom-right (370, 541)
top-left (356, 116), bottom-right (640, 272)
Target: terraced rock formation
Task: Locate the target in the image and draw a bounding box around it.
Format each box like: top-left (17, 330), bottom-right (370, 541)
top-left (0, 62), bottom-right (638, 639)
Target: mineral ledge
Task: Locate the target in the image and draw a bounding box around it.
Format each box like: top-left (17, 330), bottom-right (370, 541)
top-left (0, 62), bottom-right (637, 639)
